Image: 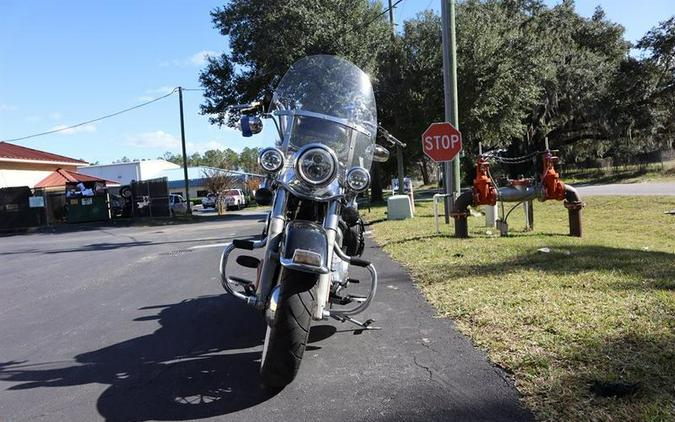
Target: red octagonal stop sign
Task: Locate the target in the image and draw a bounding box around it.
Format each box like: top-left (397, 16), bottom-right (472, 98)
top-left (422, 122), bottom-right (462, 163)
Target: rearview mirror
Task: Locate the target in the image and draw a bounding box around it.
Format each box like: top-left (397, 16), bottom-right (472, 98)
top-left (371, 145), bottom-right (390, 163)
top-left (240, 115), bottom-right (263, 137)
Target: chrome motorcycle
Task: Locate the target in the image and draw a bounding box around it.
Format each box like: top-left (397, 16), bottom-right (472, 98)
top-left (219, 55), bottom-right (390, 388)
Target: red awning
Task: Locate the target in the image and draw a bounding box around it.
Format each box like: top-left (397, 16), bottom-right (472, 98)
top-left (35, 168), bottom-right (119, 188)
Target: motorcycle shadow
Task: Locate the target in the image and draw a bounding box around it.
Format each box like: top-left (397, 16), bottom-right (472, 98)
top-left (0, 295), bottom-right (281, 421)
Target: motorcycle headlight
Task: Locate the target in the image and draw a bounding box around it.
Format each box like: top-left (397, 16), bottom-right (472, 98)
top-left (295, 145), bottom-right (338, 186)
top-left (346, 167), bottom-right (370, 192)
top-left (258, 147), bottom-right (284, 173)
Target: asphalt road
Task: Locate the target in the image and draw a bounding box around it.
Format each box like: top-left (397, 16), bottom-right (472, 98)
top-left (0, 212), bottom-right (531, 422)
top-left (574, 181), bottom-right (675, 196)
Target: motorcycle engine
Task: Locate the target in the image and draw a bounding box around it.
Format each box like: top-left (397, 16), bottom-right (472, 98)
top-left (339, 206), bottom-right (365, 257)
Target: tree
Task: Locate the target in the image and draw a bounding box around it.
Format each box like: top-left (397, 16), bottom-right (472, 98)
top-left (199, 0), bottom-right (392, 126)
top-left (202, 168), bottom-right (238, 214)
top-left (199, 0), bottom-right (673, 187)
top-left (238, 147), bottom-right (260, 173)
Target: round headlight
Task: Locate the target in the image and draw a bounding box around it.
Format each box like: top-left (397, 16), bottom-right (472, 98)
top-left (258, 147), bottom-right (284, 173)
top-left (346, 167), bottom-right (370, 192)
top-left (296, 145), bottom-right (338, 186)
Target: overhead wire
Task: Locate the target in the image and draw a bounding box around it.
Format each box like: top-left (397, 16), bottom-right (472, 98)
top-left (4, 87), bottom-right (179, 142)
top-left (359, 0), bottom-right (405, 32)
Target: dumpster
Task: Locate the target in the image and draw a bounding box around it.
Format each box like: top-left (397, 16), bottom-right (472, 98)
top-left (65, 181), bottom-right (111, 223)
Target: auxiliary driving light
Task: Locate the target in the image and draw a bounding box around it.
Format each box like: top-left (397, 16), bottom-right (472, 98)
top-left (346, 166), bottom-right (370, 192)
top-left (258, 147), bottom-right (284, 173)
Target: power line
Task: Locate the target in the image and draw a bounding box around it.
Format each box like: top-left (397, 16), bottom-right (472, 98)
top-left (360, 0), bottom-right (404, 32)
top-left (4, 88), bottom-right (179, 142)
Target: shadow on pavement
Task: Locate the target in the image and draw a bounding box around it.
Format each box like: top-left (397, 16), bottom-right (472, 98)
top-left (0, 294), bottom-right (336, 421)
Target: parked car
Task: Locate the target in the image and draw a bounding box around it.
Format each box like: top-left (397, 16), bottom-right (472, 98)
top-left (222, 189), bottom-right (247, 210)
top-left (201, 193), bottom-right (217, 209)
top-left (169, 194), bottom-right (188, 216)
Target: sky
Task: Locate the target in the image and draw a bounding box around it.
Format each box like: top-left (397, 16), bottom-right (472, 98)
top-left (0, 0), bottom-right (672, 165)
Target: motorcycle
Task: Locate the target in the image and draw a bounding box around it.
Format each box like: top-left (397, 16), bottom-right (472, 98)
top-left (219, 55), bottom-right (394, 388)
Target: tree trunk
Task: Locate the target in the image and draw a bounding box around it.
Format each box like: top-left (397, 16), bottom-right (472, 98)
top-left (419, 159), bottom-right (430, 185)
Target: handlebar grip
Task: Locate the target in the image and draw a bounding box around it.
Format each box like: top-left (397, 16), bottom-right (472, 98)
top-left (349, 257), bottom-right (370, 267)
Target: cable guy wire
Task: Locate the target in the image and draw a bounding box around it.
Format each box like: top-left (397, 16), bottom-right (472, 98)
top-left (4, 88), bottom-right (179, 142)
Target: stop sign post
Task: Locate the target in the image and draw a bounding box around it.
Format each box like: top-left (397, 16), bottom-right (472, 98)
top-left (422, 122), bottom-right (462, 163)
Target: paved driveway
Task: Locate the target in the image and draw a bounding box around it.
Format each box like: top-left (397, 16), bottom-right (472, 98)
top-left (574, 181), bottom-right (675, 196)
top-left (0, 213), bottom-right (531, 421)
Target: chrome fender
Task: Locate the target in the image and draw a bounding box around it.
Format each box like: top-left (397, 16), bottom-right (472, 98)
top-left (279, 220), bottom-right (330, 274)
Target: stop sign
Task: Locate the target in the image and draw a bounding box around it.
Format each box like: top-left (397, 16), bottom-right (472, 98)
top-left (422, 122), bottom-right (462, 163)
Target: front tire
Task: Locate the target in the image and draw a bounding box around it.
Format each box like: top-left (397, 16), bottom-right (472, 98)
top-left (260, 269), bottom-right (317, 388)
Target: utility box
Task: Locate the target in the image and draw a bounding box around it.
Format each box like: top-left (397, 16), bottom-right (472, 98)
top-left (387, 195), bottom-right (413, 220)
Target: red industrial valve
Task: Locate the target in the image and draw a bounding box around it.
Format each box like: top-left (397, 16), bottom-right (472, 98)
top-left (473, 157), bottom-right (497, 205)
top-left (541, 151), bottom-right (566, 201)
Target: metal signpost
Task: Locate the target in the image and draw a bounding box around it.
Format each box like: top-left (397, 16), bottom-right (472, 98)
top-left (440, 0), bottom-right (461, 223)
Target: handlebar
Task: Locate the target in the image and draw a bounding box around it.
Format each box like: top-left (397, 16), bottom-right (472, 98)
top-left (377, 125), bottom-right (407, 148)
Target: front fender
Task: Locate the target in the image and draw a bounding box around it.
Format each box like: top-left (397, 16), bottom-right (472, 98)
top-left (279, 220), bottom-right (330, 274)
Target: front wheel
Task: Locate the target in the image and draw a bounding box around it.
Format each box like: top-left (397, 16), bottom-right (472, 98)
top-left (260, 269), bottom-right (317, 388)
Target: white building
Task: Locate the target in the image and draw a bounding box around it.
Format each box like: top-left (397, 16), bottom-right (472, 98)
top-left (77, 160), bottom-right (180, 185)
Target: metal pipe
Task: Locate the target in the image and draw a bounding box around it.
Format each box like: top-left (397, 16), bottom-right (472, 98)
top-left (564, 185), bottom-right (584, 237)
top-left (452, 189), bottom-right (473, 238)
top-left (527, 200), bottom-right (534, 230)
top-left (564, 184), bottom-right (581, 203)
top-left (433, 193), bottom-right (451, 233)
top-left (497, 186), bottom-right (539, 203)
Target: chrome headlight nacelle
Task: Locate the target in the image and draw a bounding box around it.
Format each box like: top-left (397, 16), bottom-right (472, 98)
top-left (295, 144), bottom-right (338, 187)
top-left (346, 166), bottom-right (370, 192)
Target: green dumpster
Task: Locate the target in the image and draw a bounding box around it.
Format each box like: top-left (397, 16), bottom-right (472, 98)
top-left (66, 195), bottom-right (111, 223)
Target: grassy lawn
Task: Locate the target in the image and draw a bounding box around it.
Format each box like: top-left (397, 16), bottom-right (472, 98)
top-left (562, 160), bottom-right (675, 185)
top-left (362, 196), bottom-right (674, 421)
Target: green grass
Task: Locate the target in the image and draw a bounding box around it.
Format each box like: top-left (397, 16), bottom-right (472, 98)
top-left (562, 160), bottom-right (675, 185)
top-left (363, 196), bottom-right (675, 421)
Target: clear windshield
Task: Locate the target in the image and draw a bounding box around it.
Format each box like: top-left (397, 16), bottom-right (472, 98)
top-left (271, 55), bottom-right (377, 171)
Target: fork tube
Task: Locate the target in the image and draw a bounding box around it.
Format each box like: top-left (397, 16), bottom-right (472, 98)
top-left (256, 189), bottom-right (288, 309)
top-left (313, 200), bottom-right (340, 319)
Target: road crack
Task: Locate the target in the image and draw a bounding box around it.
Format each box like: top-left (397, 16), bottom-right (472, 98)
top-left (412, 354), bottom-right (433, 381)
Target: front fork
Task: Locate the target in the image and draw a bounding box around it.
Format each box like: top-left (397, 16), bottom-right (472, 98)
top-left (313, 201), bottom-right (339, 320)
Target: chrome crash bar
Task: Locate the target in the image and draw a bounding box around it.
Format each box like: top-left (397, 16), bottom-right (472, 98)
top-left (219, 237), bottom-right (267, 307)
top-left (330, 245), bottom-right (378, 317)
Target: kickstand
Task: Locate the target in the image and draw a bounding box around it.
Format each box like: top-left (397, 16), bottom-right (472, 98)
top-left (331, 314), bottom-right (381, 333)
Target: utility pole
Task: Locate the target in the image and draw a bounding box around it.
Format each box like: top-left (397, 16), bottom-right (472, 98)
top-left (388, 0), bottom-right (405, 196)
top-left (387, 0), bottom-right (396, 37)
top-left (441, 0), bottom-right (461, 223)
top-left (178, 87), bottom-right (192, 214)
